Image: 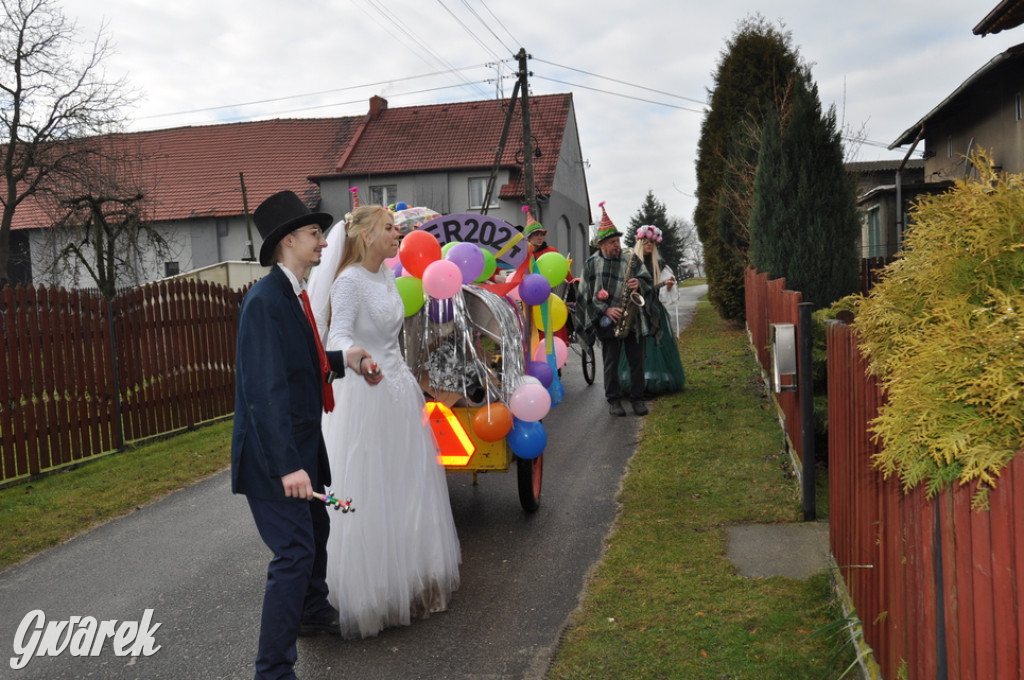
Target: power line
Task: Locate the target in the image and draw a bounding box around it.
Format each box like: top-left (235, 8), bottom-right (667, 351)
top-left (358, 0), bottom-right (491, 101)
top-left (435, 0), bottom-right (508, 61)
top-left (136, 65), bottom-right (492, 121)
top-left (474, 0), bottom-right (520, 51)
top-left (532, 74), bottom-right (707, 115)
top-left (533, 57), bottom-right (708, 107)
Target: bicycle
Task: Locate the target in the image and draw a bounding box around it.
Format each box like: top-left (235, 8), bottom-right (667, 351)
top-left (561, 279), bottom-right (596, 385)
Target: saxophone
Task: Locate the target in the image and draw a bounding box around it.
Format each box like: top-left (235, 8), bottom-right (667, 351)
top-left (613, 253), bottom-right (645, 339)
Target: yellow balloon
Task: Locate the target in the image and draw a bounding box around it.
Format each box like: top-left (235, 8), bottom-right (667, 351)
top-left (532, 293), bottom-right (567, 331)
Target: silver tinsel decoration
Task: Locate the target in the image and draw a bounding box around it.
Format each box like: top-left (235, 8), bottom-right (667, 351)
top-left (402, 285), bottom-right (526, 407)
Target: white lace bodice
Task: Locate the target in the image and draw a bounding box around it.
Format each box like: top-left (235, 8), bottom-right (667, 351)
top-left (327, 265), bottom-right (416, 401)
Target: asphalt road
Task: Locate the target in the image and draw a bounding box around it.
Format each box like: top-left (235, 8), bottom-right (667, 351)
top-left (0, 284), bottom-right (707, 680)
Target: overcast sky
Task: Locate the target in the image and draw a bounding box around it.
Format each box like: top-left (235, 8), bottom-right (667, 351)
top-left (67, 0), bottom-right (1022, 227)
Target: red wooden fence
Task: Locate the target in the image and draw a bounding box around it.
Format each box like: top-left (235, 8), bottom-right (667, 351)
top-left (747, 265), bottom-right (1024, 678)
top-left (828, 319), bottom-right (1024, 679)
top-left (0, 279), bottom-right (242, 485)
top-left (744, 267), bottom-right (804, 465)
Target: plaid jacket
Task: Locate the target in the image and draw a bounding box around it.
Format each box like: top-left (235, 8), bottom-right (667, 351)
top-left (574, 250), bottom-right (652, 345)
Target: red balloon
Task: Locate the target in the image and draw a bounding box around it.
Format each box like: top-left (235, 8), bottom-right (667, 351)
top-left (399, 230), bottom-right (442, 278)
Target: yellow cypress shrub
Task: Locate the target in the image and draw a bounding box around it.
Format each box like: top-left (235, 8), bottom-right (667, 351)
top-left (851, 150), bottom-right (1024, 506)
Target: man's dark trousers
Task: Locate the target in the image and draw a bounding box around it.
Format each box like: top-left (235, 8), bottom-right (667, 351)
top-left (247, 496), bottom-right (332, 680)
top-left (597, 330), bottom-right (645, 402)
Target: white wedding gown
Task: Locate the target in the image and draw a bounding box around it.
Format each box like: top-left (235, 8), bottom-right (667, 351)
top-left (322, 264), bottom-right (461, 639)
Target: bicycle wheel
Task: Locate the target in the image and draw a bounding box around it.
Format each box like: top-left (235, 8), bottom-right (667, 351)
top-left (581, 343), bottom-right (596, 385)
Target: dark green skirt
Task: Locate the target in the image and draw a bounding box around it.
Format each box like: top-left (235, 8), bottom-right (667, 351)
top-left (617, 302), bottom-right (685, 395)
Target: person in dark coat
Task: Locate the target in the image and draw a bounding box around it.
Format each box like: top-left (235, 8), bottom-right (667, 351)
top-left (231, 190), bottom-right (357, 680)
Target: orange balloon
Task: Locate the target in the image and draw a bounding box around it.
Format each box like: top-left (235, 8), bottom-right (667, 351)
top-left (399, 230), bottom-right (442, 278)
top-left (472, 403), bottom-right (513, 442)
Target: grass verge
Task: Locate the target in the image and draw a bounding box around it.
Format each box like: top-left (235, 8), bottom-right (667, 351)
top-left (0, 421), bottom-right (231, 569)
top-left (545, 299), bottom-right (849, 680)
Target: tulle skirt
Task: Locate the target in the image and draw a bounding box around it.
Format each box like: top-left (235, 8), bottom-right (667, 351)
top-left (322, 366), bottom-right (461, 639)
top-left (618, 302), bottom-right (686, 396)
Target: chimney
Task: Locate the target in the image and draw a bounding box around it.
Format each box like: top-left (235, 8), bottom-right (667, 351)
top-left (369, 95), bottom-right (388, 119)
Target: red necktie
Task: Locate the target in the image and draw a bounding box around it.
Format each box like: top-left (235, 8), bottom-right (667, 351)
top-left (299, 290), bottom-right (335, 413)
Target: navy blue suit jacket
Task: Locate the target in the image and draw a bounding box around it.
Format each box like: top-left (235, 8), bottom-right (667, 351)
top-left (231, 265), bottom-right (344, 501)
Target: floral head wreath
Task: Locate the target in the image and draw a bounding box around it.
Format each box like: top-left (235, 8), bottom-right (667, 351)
top-left (636, 225), bottom-right (663, 243)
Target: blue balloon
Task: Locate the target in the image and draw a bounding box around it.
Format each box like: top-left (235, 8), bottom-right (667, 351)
top-left (395, 201), bottom-right (409, 211)
top-left (547, 378), bottom-right (564, 406)
top-left (507, 418), bottom-right (546, 459)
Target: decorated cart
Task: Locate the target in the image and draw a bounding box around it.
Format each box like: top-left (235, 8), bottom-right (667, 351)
top-left (389, 207), bottom-right (572, 513)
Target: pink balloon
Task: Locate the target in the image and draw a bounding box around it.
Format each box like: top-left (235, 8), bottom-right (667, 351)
top-left (532, 337), bottom-right (568, 368)
top-left (422, 259), bottom-right (463, 299)
top-left (509, 382), bottom-right (551, 422)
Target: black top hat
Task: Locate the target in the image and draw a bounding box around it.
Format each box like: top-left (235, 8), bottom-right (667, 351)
top-left (254, 190), bottom-right (334, 266)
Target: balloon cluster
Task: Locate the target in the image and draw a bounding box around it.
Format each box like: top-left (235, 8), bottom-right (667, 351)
top-left (392, 224), bottom-right (572, 461)
top-left (391, 231), bottom-right (499, 317)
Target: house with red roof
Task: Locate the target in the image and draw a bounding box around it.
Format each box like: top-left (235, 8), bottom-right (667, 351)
top-left (10, 92), bottom-right (590, 288)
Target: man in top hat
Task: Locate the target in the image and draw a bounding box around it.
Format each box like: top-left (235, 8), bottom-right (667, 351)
top-left (231, 190), bottom-right (355, 680)
top-left (574, 201), bottom-right (652, 416)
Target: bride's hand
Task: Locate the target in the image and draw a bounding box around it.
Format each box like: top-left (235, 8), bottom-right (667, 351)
top-left (360, 356), bottom-right (383, 386)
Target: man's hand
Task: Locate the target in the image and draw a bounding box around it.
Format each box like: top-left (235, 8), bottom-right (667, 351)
top-left (626, 278), bottom-right (639, 291)
top-left (281, 469), bottom-right (314, 499)
top-left (605, 307), bottom-right (624, 322)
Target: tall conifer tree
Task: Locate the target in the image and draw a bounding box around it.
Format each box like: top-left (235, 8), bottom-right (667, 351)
top-left (694, 15), bottom-right (800, 320)
top-left (748, 69), bottom-right (859, 309)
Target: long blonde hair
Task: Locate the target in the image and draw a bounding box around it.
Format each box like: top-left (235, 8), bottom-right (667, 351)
top-left (334, 204), bottom-right (391, 279)
top-left (633, 239), bottom-right (662, 287)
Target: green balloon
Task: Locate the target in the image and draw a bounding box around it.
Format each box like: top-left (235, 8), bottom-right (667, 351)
top-left (441, 241), bottom-right (459, 258)
top-left (536, 251), bottom-right (569, 286)
top-left (475, 248), bottom-right (497, 282)
top-left (395, 276), bottom-right (425, 316)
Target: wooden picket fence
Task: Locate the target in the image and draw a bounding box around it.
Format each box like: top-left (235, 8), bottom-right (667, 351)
top-left (0, 279), bottom-right (242, 485)
top-left (746, 265), bottom-right (1024, 679)
top-left (743, 267), bottom-right (804, 464)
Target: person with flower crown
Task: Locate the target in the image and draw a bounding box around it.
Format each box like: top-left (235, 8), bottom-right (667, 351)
top-left (617, 225), bottom-right (686, 396)
top-left (574, 201), bottom-right (653, 416)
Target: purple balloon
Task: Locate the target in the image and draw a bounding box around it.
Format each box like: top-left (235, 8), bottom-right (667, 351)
top-left (446, 241), bottom-right (485, 284)
top-left (428, 297), bottom-right (454, 323)
top-left (519, 273), bottom-right (551, 306)
top-left (527, 360), bottom-right (554, 388)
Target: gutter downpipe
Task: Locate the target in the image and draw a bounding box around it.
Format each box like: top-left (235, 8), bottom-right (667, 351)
top-left (896, 126), bottom-right (925, 252)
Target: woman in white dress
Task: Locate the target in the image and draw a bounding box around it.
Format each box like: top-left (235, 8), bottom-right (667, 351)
top-left (310, 204), bottom-right (460, 639)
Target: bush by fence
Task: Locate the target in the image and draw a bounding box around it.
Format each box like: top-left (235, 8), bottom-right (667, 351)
top-left (0, 280), bottom-right (242, 485)
top-left (746, 264), bottom-right (1024, 679)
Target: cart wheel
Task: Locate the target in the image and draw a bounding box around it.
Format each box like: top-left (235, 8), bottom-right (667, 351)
top-left (581, 344), bottom-right (596, 385)
top-left (516, 454), bottom-right (543, 513)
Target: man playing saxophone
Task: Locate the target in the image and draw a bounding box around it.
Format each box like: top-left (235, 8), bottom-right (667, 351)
top-left (574, 201), bottom-right (653, 417)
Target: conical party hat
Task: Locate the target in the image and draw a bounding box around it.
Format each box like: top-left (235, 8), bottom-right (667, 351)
top-left (522, 205), bottom-right (546, 236)
top-left (595, 201), bottom-right (622, 243)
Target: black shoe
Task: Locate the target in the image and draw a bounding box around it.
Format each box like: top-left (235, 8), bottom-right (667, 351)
top-left (631, 400), bottom-right (648, 416)
top-left (608, 400), bottom-right (626, 417)
top-left (299, 615), bottom-right (341, 637)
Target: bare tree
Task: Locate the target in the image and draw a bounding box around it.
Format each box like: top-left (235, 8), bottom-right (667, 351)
top-left (0, 0), bottom-right (135, 286)
top-left (36, 138), bottom-right (176, 300)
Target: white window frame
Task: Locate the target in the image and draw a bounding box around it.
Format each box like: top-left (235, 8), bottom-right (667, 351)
top-left (468, 177), bottom-right (499, 210)
top-left (370, 184), bottom-right (398, 207)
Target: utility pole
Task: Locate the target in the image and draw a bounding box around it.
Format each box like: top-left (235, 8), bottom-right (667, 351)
top-left (239, 172), bottom-right (256, 261)
top-left (480, 48), bottom-right (538, 219)
top-left (517, 48), bottom-right (538, 217)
